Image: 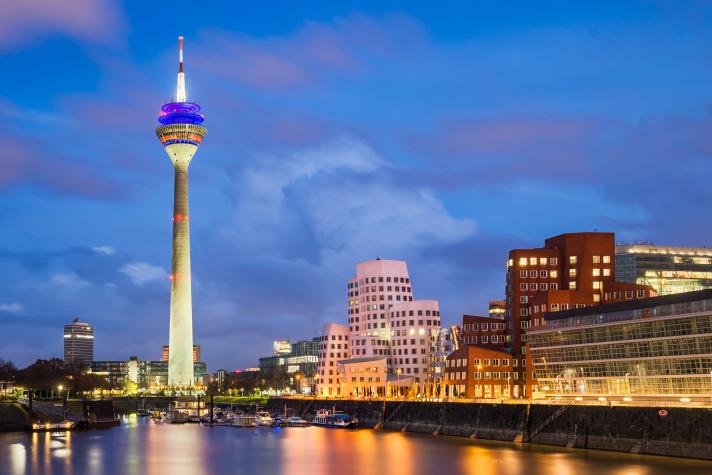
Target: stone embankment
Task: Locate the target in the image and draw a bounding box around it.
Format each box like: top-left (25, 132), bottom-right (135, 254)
top-left (267, 398), bottom-right (712, 460)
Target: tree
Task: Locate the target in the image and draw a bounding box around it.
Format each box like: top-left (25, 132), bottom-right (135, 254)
top-left (0, 359), bottom-right (18, 381)
top-left (18, 358), bottom-right (68, 394)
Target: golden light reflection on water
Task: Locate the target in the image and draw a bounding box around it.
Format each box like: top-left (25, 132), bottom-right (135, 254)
top-left (4, 419), bottom-right (712, 475)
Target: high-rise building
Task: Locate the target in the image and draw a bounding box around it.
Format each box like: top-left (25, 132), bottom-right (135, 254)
top-left (155, 36), bottom-right (207, 387)
top-left (616, 244), bottom-right (712, 295)
top-left (63, 318), bottom-right (94, 367)
top-left (161, 344), bottom-right (201, 363)
top-left (258, 338), bottom-right (320, 394)
top-left (317, 259), bottom-right (443, 397)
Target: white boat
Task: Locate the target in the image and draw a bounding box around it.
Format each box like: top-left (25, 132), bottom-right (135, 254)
top-left (163, 408), bottom-right (189, 424)
top-left (232, 414), bottom-right (258, 427)
top-left (286, 416), bottom-right (310, 427)
top-left (256, 411), bottom-right (273, 426)
top-left (312, 409), bottom-right (358, 429)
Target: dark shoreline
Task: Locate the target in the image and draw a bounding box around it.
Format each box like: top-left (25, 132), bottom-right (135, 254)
top-left (266, 398), bottom-right (712, 461)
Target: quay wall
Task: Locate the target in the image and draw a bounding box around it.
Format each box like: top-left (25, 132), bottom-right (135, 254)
top-left (267, 398), bottom-right (712, 460)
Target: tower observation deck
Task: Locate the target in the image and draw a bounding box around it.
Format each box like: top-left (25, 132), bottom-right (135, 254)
top-left (156, 36), bottom-right (206, 388)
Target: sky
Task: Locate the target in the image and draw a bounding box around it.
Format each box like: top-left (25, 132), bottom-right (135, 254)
top-left (1, 1), bottom-right (712, 370)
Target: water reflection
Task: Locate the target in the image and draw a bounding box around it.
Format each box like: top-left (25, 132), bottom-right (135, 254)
top-left (1, 419), bottom-right (712, 475)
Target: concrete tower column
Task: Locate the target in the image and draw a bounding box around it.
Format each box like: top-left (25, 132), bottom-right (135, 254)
top-left (168, 161), bottom-right (194, 387)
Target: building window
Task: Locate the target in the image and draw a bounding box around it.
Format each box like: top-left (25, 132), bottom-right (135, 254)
top-left (520, 270), bottom-right (527, 278)
top-left (603, 268), bottom-right (611, 277)
top-left (603, 255), bottom-right (611, 264)
top-left (540, 270), bottom-right (548, 278)
top-left (593, 268), bottom-right (600, 277)
top-left (569, 281), bottom-right (576, 290)
top-left (519, 257), bottom-right (528, 267)
top-left (530, 283), bottom-right (538, 291)
top-left (569, 256), bottom-right (577, 265)
top-left (593, 281), bottom-right (601, 289)
top-left (550, 270), bottom-right (558, 278)
top-left (520, 283), bottom-right (527, 291)
top-left (593, 294), bottom-right (601, 302)
top-left (529, 257), bottom-right (537, 265)
top-left (568, 268), bottom-right (576, 277)
top-left (551, 283), bottom-right (558, 290)
top-left (637, 290), bottom-right (645, 298)
top-left (520, 296), bottom-right (528, 303)
top-left (592, 255), bottom-right (600, 264)
top-left (550, 258), bottom-right (558, 265)
top-left (540, 283), bottom-right (548, 291)
top-left (539, 257), bottom-right (547, 265)
top-left (530, 270), bottom-right (537, 278)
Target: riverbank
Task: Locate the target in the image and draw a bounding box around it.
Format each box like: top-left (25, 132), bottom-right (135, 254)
top-left (267, 398), bottom-right (712, 460)
top-left (0, 402), bottom-right (28, 431)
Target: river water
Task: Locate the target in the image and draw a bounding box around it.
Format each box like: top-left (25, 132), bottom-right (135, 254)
top-left (1, 415), bottom-right (711, 475)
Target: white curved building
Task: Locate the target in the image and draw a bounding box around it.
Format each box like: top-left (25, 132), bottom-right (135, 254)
top-left (315, 323), bottom-right (350, 397)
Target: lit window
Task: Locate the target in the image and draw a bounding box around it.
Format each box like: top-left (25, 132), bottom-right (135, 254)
top-left (593, 294), bottom-right (601, 302)
top-left (569, 281), bottom-right (577, 289)
top-left (603, 255), bottom-right (611, 264)
top-left (550, 270), bottom-right (558, 278)
top-left (592, 268), bottom-right (600, 277)
top-left (568, 268), bottom-right (576, 277)
top-left (569, 256), bottom-right (577, 265)
top-left (593, 281), bottom-right (601, 289)
top-left (508, 259), bottom-right (513, 268)
top-left (519, 257), bottom-right (527, 267)
top-left (603, 269), bottom-right (611, 277)
top-left (592, 255), bottom-right (600, 264)
top-left (529, 257), bottom-right (537, 265)
top-left (539, 257), bottom-right (547, 265)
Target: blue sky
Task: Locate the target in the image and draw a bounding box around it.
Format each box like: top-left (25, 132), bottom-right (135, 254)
top-left (2, 1), bottom-right (712, 369)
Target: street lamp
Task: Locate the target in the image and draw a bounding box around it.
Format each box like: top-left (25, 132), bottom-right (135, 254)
top-left (295, 374), bottom-right (302, 396)
top-left (396, 369), bottom-right (402, 398)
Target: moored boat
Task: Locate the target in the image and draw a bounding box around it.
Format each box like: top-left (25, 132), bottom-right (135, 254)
top-left (312, 409), bottom-right (358, 429)
top-left (286, 416), bottom-right (310, 428)
top-left (256, 411), bottom-right (273, 426)
top-left (232, 414), bottom-right (258, 427)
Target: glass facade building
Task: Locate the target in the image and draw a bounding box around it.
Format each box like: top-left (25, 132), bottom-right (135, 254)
top-left (616, 244), bottom-right (712, 295)
top-left (528, 289), bottom-right (712, 402)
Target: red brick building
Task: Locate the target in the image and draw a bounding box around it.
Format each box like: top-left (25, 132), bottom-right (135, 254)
top-left (459, 315), bottom-right (506, 349)
top-left (444, 345), bottom-right (532, 399)
top-left (506, 232), bottom-right (654, 395)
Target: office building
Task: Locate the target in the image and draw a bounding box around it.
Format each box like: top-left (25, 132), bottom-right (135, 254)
top-left (459, 315), bottom-right (506, 348)
top-left (528, 289), bottom-right (712, 403)
top-left (63, 318), bottom-right (94, 367)
top-left (91, 357), bottom-right (206, 391)
top-left (258, 338), bottom-right (319, 394)
top-left (616, 244), bottom-right (712, 295)
top-left (155, 36), bottom-right (207, 388)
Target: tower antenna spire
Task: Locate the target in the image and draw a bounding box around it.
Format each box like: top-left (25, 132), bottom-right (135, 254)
top-left (176, 36), bottom-right (186, 102)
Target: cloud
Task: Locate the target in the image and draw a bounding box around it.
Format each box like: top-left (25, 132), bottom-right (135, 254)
top-left (50, 272), bottom-right (91, 287)
top-left (119, 262), bottom-right (168, 286)
top-left (0, 303), bottom-right (23, 314)
top-left (0, 0), bottom-right (124, 51)
top-left (92, 246), bottom-right (115, 256)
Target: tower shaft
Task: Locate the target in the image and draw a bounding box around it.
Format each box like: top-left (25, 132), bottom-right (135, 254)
top-left (168, 161), bottom-right (194, 387)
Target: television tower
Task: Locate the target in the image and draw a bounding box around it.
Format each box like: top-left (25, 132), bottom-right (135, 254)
top-left (155, 36), bottom-right (206, 388)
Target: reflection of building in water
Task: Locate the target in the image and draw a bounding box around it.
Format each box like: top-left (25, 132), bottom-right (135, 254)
top-left (528, 289), bottom-right (712, 402)
top-left (616, 244), bottom-right (712, 295)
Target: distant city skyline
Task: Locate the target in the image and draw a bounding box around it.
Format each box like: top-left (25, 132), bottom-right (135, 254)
top-left (2, 1), bottom-right (712, 369)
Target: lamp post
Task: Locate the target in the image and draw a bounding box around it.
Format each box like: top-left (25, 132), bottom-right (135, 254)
top-left (57, 384), bottom-right (66, 421)
top-left (395, 369), bottom-right (401, 398)
top-left (295, 374), bottom-right (302, 397)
